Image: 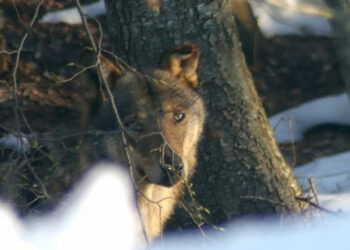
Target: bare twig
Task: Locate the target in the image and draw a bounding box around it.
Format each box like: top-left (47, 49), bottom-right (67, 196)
top-left (74, 0), bottom-right (150, 244)
top-left (9, 0), bottom-right (48, 202)
top-left (75, 0), bottom-right (97, 51)
top-left (101, 48), bottom-right (137, 72)
top-left (0, 49), bottom-right (18, 55)
top-left (308, 177), bottom-right (319, 206)
top-left (288, 118), bottom-right (297, 167)
top-left (12, 0), bottom-right (45, 133)
top-left (56, 63), bottom-right (98, 84)
top-left (295, 196), bottom-right (340, 215)
top-left (11, 0), bottom-right (25, 25)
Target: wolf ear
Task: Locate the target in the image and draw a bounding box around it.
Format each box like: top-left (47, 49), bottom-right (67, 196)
top-left (77, 48), bottom-right (125, 130)
top-left (79, 47), bottom-right (124, 84)
top-left (99, 55), bottom-right (124, 84)
top-left (159, 43), bottom-right (200, 89)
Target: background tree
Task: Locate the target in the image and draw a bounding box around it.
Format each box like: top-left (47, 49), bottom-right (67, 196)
top-left (104, 0), bottom-right (309, 231)
top-left (231, 0), bottom-right (266, 65)
top-left (323, 0), bottom-right (350, 99)
top-left (104, 0), bottom-right (308, 230)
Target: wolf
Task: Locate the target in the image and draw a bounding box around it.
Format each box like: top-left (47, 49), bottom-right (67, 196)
top-left (78, 43), bottom-right (205, 241)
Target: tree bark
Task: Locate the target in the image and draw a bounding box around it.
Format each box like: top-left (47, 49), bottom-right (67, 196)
top-left (232, 0), bottom-right (266, 65)
top-left (105, 0), bottom-right (307, 229)
top-left (322, 0), bottom-right (350, 99)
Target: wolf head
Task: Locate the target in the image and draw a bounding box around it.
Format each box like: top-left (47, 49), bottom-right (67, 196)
top-left (80, 44), bottom-right (205, 189)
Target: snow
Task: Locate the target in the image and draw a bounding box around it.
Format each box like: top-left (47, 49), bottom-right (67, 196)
top-left (39, 0), bottom-right (333, 38)
top-left (0, 154), bottom-right (350, 249)
top-left (40, 0), bottom-right (105, 24)
top-left (269, 93), bottom-right (350, 144)
top-left (294, 151), bottom-right (350, 213)
top-left (25, 164), bottom-right (141, 250)
top-left (0, 163), bottom-right (141, 250)
top-left (249, 0), bottom-right (333, 37)
top-left (0, 133), bottom-right (32, 153)
top-left (0, 204), bottom-right (36, 250)
top-left (269, 92), bottom-right (350, 213)
top-left (152, 215), bottom-right (350, 250)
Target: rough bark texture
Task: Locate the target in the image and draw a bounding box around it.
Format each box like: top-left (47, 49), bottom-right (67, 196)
top-left (323, 0), bottom-right (350, 99)
top-left (105, 0), bottom-right (307, 229)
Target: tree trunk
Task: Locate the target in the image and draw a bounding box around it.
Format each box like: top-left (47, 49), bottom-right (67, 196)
top-left (105, 0), bottom-right (307, 230)
top-left (232, 0), bottom-right (266, 65)
top-left (322, 0), bottom-right (350, 99)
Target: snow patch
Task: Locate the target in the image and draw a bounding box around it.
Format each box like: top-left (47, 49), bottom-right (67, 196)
top-left (294, 151), bottom-right (350, 213)
top-left (0, 133), bottom-right (32, 153)
top-left (0, 160), bottom-right (349, 249)
top-left (250, 0), bottom-right (332, 37)
top-left (0, 163), bottom-right (141, 250)
top-left (153, 215), bottom-right (350, 250)
top-left (40, 0), bottom-right (105, 24)
top-left (269, 93), bottom-right (350, 144)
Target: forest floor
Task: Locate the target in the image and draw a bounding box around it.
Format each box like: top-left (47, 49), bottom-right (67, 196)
top-left (1, 0), bottom-right (350, 169)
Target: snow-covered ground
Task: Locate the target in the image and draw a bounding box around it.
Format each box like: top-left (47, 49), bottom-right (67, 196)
top-left (269, 92), bottom-right (350, 213)
top-left (40, 0), bottom-right (105, 24)
top-left (270, 93), bottom-right (350, 143)
top-left (249, 0), bottom-right (332, 37)
top-left (152, 215), bottom-right (350, 250)
top-left (0, 164), bottom-right (141, 250)
top-left (295, 151), bottom-right (350, 213)
top-left (0, 159), bottom-right (349, 250)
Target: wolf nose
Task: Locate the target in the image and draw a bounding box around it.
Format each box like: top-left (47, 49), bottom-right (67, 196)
top-left (162, 153), bottom-right (183, 170)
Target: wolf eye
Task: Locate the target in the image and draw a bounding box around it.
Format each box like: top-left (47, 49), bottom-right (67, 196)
top-left (173, 113), bottom-right (185, 122)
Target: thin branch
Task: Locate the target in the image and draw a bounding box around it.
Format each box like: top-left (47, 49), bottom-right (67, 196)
top-left (308, 177), bottom-right (319, 206)
top-left (56, 63), bottom-right (98, 84)
top-left (9, 0), bottom-right (48, 201)
top-left (12, 0), bottom-right (45, 133)
top-left (295, 196), bottom-right (340, 215)
top-left (288, 118), bottom-right (297, 167)
top-left (75, 0), bottom-right (97, 51)
top-left (101, 48), bottom-right (137, 72)
top-left (11, 0), bottom-right (25, 25)
top-left (0, 49), bottom-right (18, 55)
top-left (74, 0), bottom-right (150, 243)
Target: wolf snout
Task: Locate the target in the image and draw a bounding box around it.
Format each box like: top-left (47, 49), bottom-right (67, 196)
top-left (158, 152), bottom-right (184, 187)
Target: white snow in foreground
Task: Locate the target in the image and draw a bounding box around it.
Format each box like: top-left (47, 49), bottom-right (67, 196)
top-left (269, 93), bottom-right (350, 144)
top-left (153, 216), bottom-right (350, 250)
top-left (0, 158), bottom-right (349, 249)
top-left (0, 163), bottom-right (141, 250)
top-left (0, 204), bottom-right (36, 250)
top-left (250, 0), bottom-right (332, 37)
top-left (40, 0), bottom-right (105, 24)
top-left (25, 164), bottom-right (140, 250)
top-left (294, 151), bottom-right (350, 213)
